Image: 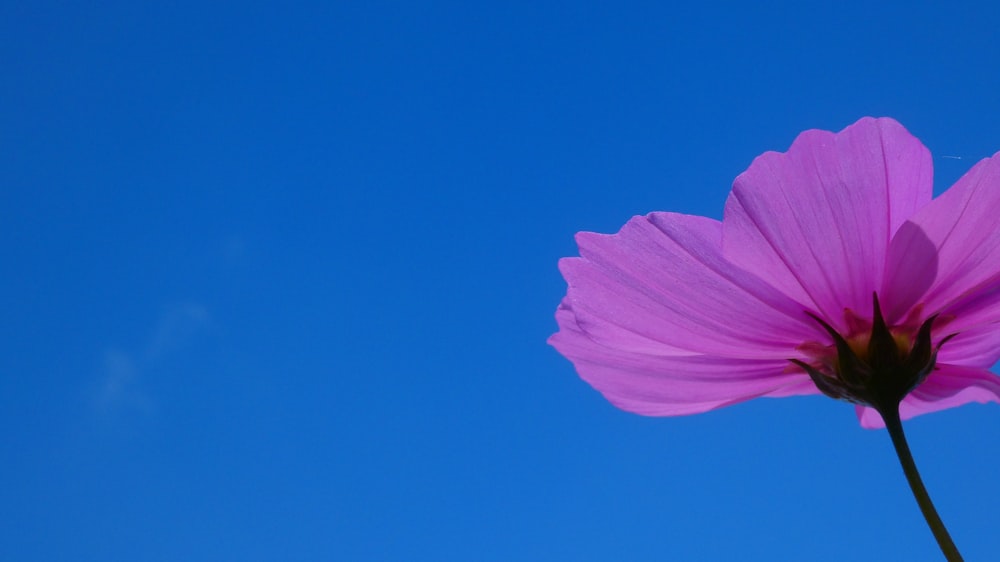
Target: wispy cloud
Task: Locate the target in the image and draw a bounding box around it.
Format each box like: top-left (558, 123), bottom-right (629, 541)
top-left (97, 348), bottom-right (151, 413)
top-left (95, 302), bottom-right (210, 413)
top-left (145, 303), bottom-right (210, 358)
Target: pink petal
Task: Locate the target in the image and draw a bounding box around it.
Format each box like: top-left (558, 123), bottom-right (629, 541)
top-left (856, 364), bottom-right (1000, 428)
top-left (560, 212), bottom-right (817, 359)
top-left (549, 302), bottom-right (819, 416)
top-left (928, 279), bottom-right (1000, 369)
top-left (936, 323), bottom-right (1000, 369)
top-left (938, 277), bottom-right (1000, 330)
top-left (884, 152), bottom-right (1000, 332)
top-left (723, 117), bottom-right (933, 330)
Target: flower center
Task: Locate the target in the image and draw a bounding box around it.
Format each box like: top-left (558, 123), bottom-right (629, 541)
top-left (791, 294), bottom-right (950, 412)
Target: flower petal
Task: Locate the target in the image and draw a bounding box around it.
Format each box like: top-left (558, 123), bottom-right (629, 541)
top-left (723, 117), bottom-right (933, 330)
top-left (559, 212), bottom-right (816, 359)
top-left (856, 364), bottom-right (1000, 428)
top-left (925, 278), bottom-right (1000, 369)
top-left (938, 277), bottom-right (1000, 332)
top-left (549, 302), bottom-right (819, 416)
top-left (884, 152), bottom-right (1000, 330)
top-left (937, 323), bottom-right (1000, 369)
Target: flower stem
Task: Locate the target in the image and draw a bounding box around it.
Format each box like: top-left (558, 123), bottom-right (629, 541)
top-left (879, 406), bottom-right (964, 562)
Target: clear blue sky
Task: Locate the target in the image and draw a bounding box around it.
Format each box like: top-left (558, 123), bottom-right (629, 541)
top-left (3, 1), bottom-right (1000, 560)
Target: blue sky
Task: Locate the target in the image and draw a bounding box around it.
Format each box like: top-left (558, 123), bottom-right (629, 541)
top-left (3, 1), bottom-right (1000, 560)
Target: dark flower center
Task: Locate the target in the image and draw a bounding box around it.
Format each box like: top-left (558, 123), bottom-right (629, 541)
top-left (791, 294), bottom-right (953, 413)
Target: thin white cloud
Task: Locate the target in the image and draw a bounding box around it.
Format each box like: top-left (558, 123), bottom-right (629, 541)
top-left (96, 348), bottom-right (152, 413)
top-left (145, 303), bottom-right (210, 358)
top-left (95, 302), bottom-right (210, 413)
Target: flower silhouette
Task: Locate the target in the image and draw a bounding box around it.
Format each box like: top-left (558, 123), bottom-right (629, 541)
top-left (550, 117), bottom-right (1000, 427)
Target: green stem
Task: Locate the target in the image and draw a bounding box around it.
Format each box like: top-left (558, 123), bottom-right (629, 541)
top-left (879, 406), bottom-right (964, 562)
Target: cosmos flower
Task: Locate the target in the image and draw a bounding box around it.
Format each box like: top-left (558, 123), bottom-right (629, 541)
top-left (550, 117), bottom-right (1000, 428)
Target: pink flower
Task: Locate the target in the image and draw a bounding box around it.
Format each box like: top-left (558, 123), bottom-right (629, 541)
top-left (550, 117), bottom-right (1000, 428)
